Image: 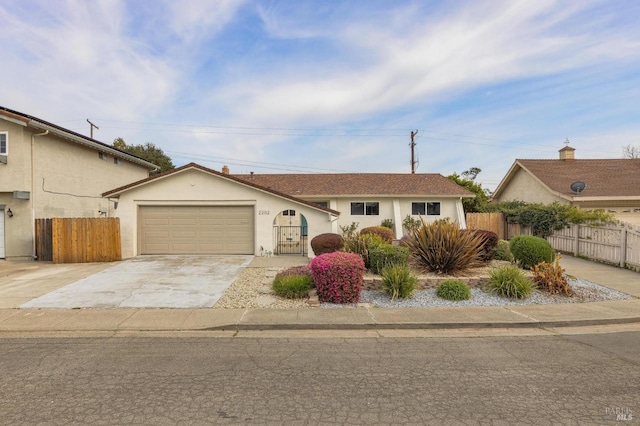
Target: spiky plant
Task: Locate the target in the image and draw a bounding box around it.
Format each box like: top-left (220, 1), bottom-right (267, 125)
top-left (404, 218), bottom-right (485, 274)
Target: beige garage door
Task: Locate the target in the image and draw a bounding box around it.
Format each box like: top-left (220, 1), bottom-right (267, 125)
top-left (139, 206), bottom-right (254, 255)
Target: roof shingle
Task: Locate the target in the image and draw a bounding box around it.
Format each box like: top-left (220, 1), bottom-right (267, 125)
top-left (231, 173), bottom-right (474, 197)
top-left (517, 159), bottom-right (640, 198)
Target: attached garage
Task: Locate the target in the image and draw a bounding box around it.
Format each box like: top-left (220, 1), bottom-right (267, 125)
top-left (139, 206), bottom-right (254, 255)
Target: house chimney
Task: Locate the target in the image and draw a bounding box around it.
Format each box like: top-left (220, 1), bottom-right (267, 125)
top-left (222, 165), bottom-right (229, 175)
top-left (559, 145), bottom-right (575, 161)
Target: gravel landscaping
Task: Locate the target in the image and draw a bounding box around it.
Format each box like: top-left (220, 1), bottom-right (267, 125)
top-left (214, 266), bottom-right (633, 309)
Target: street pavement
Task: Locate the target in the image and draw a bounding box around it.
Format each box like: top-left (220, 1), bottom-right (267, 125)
top-left (0, 254), bottom-right (637, 333)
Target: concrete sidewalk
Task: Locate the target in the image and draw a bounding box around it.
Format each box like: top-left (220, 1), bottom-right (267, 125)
top-left (0, 255), bottom-right (637, 333)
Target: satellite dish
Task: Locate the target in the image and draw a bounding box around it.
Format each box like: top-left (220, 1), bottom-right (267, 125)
top-left (570, 181), bottom-right (586, 194)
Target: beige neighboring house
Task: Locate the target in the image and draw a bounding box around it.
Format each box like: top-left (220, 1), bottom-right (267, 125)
top-left (0, 106), bottom-right (158, 259)
top-left (492, 145), bottom-right (640, 225)
top-left (103, 164), bottom-right (473, 259)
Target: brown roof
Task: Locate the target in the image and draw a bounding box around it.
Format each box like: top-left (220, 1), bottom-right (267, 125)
top-left (231, 173), bottom-right (474, 197)
top-left (515, 159), bottom-right (640, 198)
top-left (102, 163), bottom-right (341, 215)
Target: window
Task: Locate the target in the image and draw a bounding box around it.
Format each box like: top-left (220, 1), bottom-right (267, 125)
top-left (98, 152), bottom-right (108, 161)
top-left (114, 157), bottom-right (122, 165)
top-left (315, 201), bottom-right (328, 208)
top-left (0, 132), bottom-right (7, 155)
top-left (350, 202), bottom-right (379, 216)
top-left (427, 202), bottom-right (441, 215)
top-left (282, 209), bottom-right (296, 216)
top-left (412, 202), bottom-right (441, 215)
top-left (411, 202), bottom-right (425, 215)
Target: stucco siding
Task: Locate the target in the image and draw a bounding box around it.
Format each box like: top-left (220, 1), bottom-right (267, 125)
top-left (0, 121), bottom-right (30, 191)
top-left (114, 169), bottom-right (333, 258)
top-left (494, 169), bottom-right (568, 205)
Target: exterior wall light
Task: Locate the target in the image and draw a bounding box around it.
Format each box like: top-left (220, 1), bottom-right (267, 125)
top-left (7, 208), bottom-right (13, 217)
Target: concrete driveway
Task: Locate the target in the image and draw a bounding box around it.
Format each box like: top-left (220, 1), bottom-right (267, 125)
top-left (19, 255), bottom-right (253, 309)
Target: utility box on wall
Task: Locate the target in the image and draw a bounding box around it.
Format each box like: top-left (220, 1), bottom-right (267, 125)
top-left (12, 191), bottom-right (30, 200)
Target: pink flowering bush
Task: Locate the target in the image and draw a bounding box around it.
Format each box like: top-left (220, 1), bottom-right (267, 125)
top-left (310, 252), bottom-right (365, 304)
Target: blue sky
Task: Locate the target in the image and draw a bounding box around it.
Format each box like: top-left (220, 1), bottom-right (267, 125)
top-left (2, 0), bottom-right (639, 190)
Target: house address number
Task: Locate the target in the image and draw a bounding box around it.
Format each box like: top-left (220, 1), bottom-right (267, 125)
top-left (258, 210), bottom-right (270, 215)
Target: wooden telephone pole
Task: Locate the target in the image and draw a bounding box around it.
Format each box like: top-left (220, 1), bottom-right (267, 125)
top-left (410, 130), bottom-right (418, 174)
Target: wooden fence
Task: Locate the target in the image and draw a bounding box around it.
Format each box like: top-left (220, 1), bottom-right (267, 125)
top-left (547, 224), bottom-right (640, 271)
top-left (35, 217), bottom-right (121, 263)
top-left (467, 212), bottom-right (640, 271)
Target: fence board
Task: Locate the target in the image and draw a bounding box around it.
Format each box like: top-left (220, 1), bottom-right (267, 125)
top-left (35, 218), bottom-right (121, 263)
top-left (466, 213), bottom-right (506, 239)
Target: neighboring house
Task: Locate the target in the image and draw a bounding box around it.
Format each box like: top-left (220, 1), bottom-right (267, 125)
top-left (492, 145), bottom-right (640, 225)
top-left (103, 163), bottom-right (473, 259)
top-left (0, 107), bottom-right (158, 259)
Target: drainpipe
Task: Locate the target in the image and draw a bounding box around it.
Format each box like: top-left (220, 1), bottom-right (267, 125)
top-left (31, 129), bottom-right (48, 259)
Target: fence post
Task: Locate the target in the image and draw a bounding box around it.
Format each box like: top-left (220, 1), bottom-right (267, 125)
top-left (620, 227), bottom-right (627, 268)
top-left (573, 224), bottom-right (579, 256)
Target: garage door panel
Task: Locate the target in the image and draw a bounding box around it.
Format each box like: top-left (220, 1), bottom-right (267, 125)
top-left (139, 206), bottom-right (254, 255)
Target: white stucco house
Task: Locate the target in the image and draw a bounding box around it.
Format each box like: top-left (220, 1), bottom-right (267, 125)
top-left (0, 106), bottom-right (157, 260)
top-left (103, 163), bottom-right (474, 259)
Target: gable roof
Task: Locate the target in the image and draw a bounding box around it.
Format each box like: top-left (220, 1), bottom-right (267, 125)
top-left (102, 163), bottom-right (341, 216)
top-left (493, 158), bottom-right (640, 200)
top-left (231, 173), bottom-right (475, 198)
top-left (0, 106), bottom-right (158, 171)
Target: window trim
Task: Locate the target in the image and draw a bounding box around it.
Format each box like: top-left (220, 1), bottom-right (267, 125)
top-left (411, 201), bottom-right (441, 216)
top-left (0, 132), bottom-right (7, 155)
top-left (99, 152), bottom-right (108, 161)
top-left (350, 201), bottom-right (380, 216)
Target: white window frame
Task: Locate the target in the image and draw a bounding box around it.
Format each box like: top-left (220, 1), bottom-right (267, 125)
top-left (99, 152), bottom-right (108, 161)
top-left (0, 132), bottom-right (7, 155)
top-left (412, 201), bottom-right (441, 216)
top-left (114, 157), bottom-right (122, 165)
top-left (350, 201), bottom-right (379, 216)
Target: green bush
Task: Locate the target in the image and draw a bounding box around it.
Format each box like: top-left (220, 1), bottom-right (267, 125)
top-left (436, 280), bottom-right (471, 301)
top-left (368, 244), bottom-right (409, 274)
top-left (493, 240), bottom-right (514, 262)
top-left (342, 233), bottom-right (386, 269)
top-left (381, 219), bottom-right (394, 229)
top-left (380, 264), bottom-right (416, 300)
top-left (485, 264), bottom-right (534, 299)
top-left (404, 218), bottom-right (484, 274)
top-left (509, 235), bottom-right (555, 269)
top-left (310, 233), bottom-right (344, 256)
top-left (361, 226), bottom-right (394, 243)
top-left (272, 274), bottom-right (314, 299)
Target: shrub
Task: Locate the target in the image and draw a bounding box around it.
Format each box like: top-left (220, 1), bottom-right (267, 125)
top-left (272, 274), bottom-right (314, 299)
top-left (339, 222), bottom-right (359, 238)
top-left (485, 264), bottom-right (534, 299)
top-left (361, 226), bottom-right (394, 244)
top-left (368, 244), bottom-right (410, 274)
top-left (310, 252), bottom-right (365, 304)
top-left (310, 233), bottom-right (344, 256)
top-left (381, 264), bottom-right (416, 300)
top-left (531, 255), bottom-right (573, 296)
top-left (463, 230), bottom-right (498, 262)
top-left (342, 233), bottom-right (386, 269)
top-left (493, 240), bottom-right (514, 262)
top-left (509, 235), bottom-right (555, 269)
top-left (402, 215), bottom-right (422, 234)
top-left (436, 280), bottom-right (471, 301)
top-left (404, 218), bottom-right (485, 274)
top-left (381, 219), bottom-right (394, 229)
top-left (274, 265), bottom-right (312, 280)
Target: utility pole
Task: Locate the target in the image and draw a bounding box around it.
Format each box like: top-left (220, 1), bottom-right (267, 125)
top-left (410, 130), bottom-right (418, 174)
top-left (87, 119), bottom-right (99, 139)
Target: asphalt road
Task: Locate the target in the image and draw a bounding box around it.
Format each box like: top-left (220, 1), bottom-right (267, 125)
top-left (0, 331), bottom-right (638, 425)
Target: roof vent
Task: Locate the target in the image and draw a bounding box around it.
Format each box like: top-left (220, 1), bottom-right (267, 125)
top-left (221, 165), bottom-right (229, 175)
top-left (559, 144), bottom-right (575, 161)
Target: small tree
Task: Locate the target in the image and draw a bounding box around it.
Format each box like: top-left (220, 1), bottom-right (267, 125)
top-left (622, 144), bottom-right (640, 159)
top-left (113, 137), bottom-right (174, 175)
top-left (447, 167), bottom-right (490, 212)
